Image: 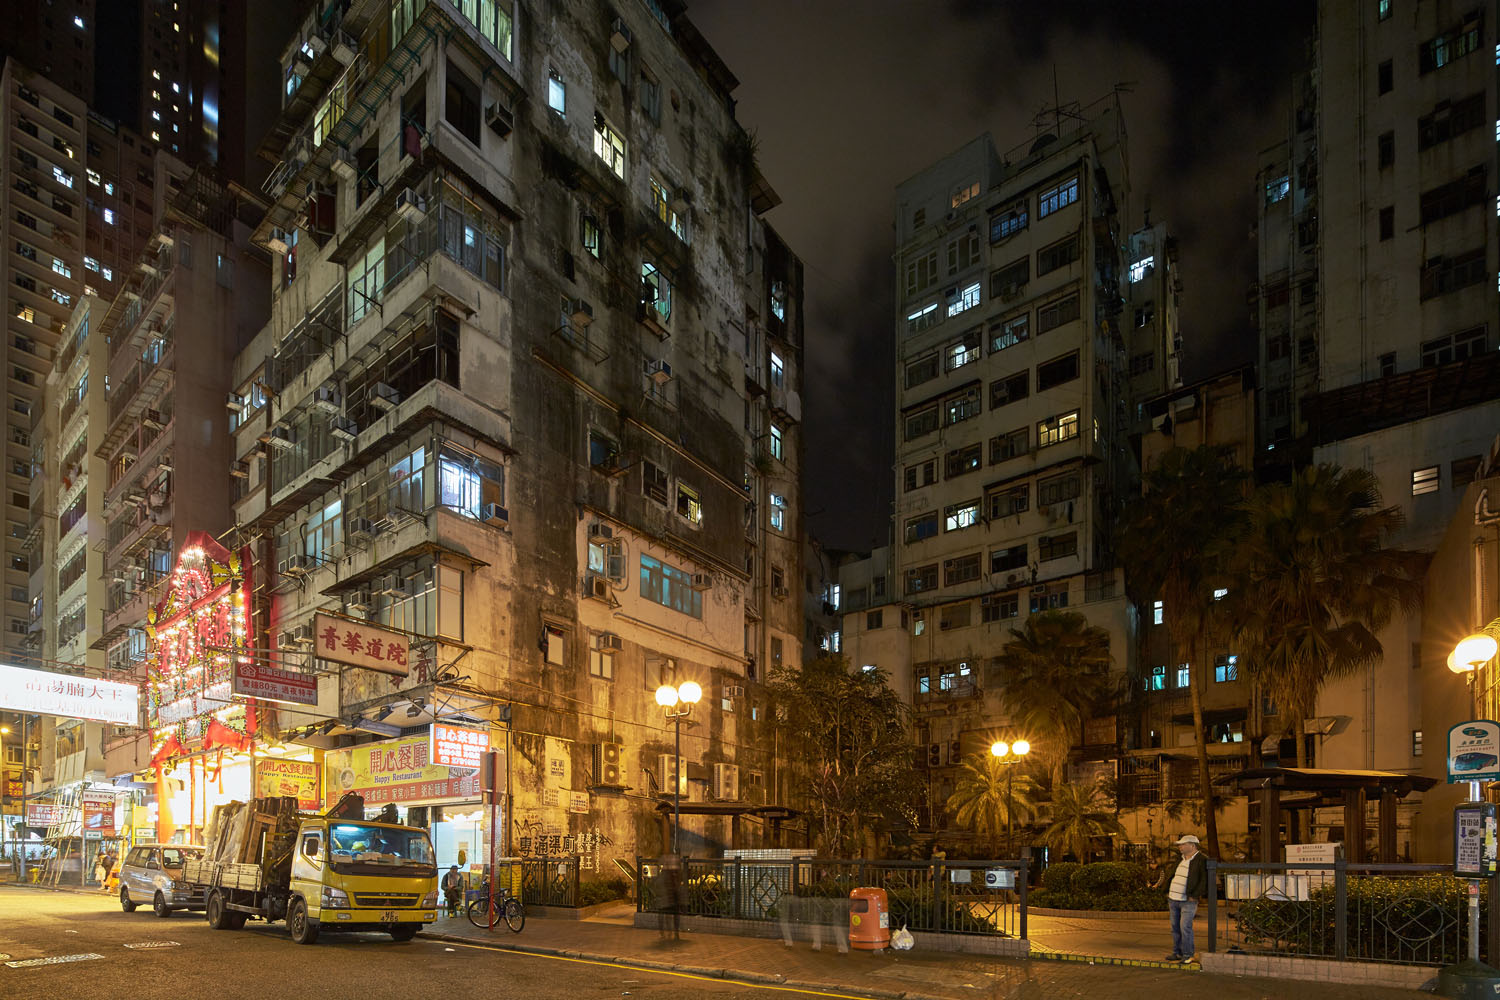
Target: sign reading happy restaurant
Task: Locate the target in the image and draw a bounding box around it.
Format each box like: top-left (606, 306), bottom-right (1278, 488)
top-left (0, 662), bottom-right (138, 726)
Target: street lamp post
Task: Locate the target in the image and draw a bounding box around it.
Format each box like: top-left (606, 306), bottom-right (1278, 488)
top-left (655, 681), bottom-right (702, 855)
top-left (1447, 632), bottom-right (1500, 978)
top-left (990, 739), bottom-right (1030, 858)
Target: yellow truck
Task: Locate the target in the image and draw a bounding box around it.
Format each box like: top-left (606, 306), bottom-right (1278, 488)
top-left (184, 802), bottom-right (438, 944)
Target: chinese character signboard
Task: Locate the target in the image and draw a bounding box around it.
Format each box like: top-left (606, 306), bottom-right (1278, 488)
top-left (26, 801), bottom-right (62, 827)
top-left (430, 722), bottom-right (489, 769)
top-left (146, 533), bottom-right (255, 745)
top-left (1454, 802), bottom-right (1499, 876)
top-left (323, 733), bottom-right (489, 806)
top-left (82, 790), bottom-right (116, 835)
top-left (1447, 720), bottom-right (1500, 783)
top-left (0, 663), bottom-right (139, 726)
top-left (256, 758), bottom-right (320, 811)
top-left (232, 660), bottom-right (318, 707)
top-left (313, 612), bottom-right (410, 677)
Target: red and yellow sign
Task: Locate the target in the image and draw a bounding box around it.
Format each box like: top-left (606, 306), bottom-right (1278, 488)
top-left (313, 613), bottom-right (410, 677)
top-left (255, 758), bottom-right (319, 811)
top-left (82, 790), bottom-right (116, 835)
top-left (430, 722), bottom-right (489, 769)
top-left (324, 733), bottom-right (481, 807)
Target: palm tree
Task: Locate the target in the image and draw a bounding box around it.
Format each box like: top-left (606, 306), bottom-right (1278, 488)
top-left (1040, 782), bottom-right (1126, 862)
top-left (1233, 465), bottom-right (1426, 767)
top-left (1118, 444), bottom-right (1247, 858)
top-left (946, 753), bottom-right (1040, 855)
top-left (995, 611), bottom-right (1113, 787)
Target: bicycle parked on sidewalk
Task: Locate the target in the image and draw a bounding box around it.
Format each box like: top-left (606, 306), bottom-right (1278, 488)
top-left (465, 878), bottom-right (525, 933)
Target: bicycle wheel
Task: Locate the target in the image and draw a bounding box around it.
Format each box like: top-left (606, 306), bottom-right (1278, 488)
top-left (502, 897), bottom-right (525, 933)
top-left (465, 894), bottom-right (496, 929)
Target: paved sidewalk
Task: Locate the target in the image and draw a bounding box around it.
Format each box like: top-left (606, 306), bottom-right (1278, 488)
top-left (419, 904), bottom-right (1432, 1000)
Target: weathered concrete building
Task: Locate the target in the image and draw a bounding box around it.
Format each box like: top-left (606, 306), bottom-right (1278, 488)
top-left (219, 0), bottom-right (804, 869)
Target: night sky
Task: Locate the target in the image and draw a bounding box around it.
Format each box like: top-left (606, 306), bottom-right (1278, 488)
top-left (691, 1), bottom-right (1315, 553)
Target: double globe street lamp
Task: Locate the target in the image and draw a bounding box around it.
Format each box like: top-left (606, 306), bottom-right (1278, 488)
top-left (655, 680), bottom-right (702, 855)
top-left (990, 739), bottom-right (1030, 857)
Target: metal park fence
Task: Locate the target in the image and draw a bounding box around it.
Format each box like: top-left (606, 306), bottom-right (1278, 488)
top-left (636, 856), bottom-right (1028, 939)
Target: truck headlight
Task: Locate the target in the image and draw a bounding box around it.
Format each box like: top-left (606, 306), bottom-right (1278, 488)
top-left (321, 886), bottom-right (350, 909)
top-left (421, 891), bottom-right (438, 907)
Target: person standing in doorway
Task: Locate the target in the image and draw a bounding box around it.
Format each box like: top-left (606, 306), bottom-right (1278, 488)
top-left (1165, 834), bottom-right (1209, 963)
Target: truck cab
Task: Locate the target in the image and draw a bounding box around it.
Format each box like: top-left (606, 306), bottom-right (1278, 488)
top-left (287, 818), bottom-right (438, 943)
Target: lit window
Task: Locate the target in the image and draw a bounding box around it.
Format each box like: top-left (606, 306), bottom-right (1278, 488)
top-left (770, 280), bottom-right (786, 322)
top-left (52, 166), bottom-right (74, 188)
top-left (152, 70), bottom-right (161, 81)
top-left (150, 131), bottom-right (160, 141)
top-left (770, 351), bottom-right (784, 387)
top-left (86, 169), bottom-right (100, 187)
top-left (1037, 176), bottom-right (1079, 217)
top-left (592, 114), bottom-right (626, 178)
top-left (769, 424), bottom-right (783, 461)
top-left (1146, 665), bottom-right (1165, 691)
top-left (51, 259), bottom-right (71, 278)
top-left (639, 554), bottom-right (702, 618)
top-left (547, 69), bottom-right (565, 117)
top-left (640, 261), bottom-right (671, 323)
top-left (1128, 255), bottom-right (1155, 283)
top-left (1412, 466), bottom-right (1440, 495)
top-left (769, 493), bottom-right (786, 532)
top-left (943, 499), bottom-right (980, 532)
top-left (1215, 654), bottom-right (1238, 683)
top-left (1176, 664), bottom-right (1190, 688)
top-left (171, 82), bottom-right (180, 93)
top-left (1037, 410), bottom-right (1080, 447)
top-left (101, 267), bottom-right (113, 281)
top-left (1213, 587), bottom-right (1228, 601)
top-left (906, 302), bottom-right (938, 333)
top-left (152, 90), bottom-right (161, 101)
top-left (73, 15), bottom-right (85, 28)
top-left (946, 281), bottom-right (980, 317)
top-left (83, 256), bottom-right (99, 272)
top-left (152, 111), bottom-right (161, 121)
top-left (104, 182), bottom-right (114, 195)
top-left (1152, 600), bottom-right (1164, 625)
top-left (1265, 175), bottom-right (1291, 204)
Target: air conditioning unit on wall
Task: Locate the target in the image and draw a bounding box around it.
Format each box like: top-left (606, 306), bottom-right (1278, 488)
top-left (593, 742), bottom-right (624, 787)
top-left (714, 763), bottom-right (739, 801)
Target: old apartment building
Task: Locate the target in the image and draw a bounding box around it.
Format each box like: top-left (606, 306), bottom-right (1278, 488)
top-left (839, 97), bottom-right (1164, 830)
top-left (209, 0), bottom-right (803, 863)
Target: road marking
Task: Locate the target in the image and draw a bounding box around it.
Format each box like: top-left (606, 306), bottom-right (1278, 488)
top-left (5, 953), bottom-right (105, 968)
top-left (436, 938), bottom-right (868, 998)
top-left (123, 941), bottom-right (180, 950)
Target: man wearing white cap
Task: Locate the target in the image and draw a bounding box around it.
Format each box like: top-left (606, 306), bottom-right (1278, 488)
top-left (1165, 834), bottom-right (1208, 963)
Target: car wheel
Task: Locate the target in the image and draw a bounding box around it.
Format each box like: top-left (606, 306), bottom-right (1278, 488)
top-left (153, 891), bottom-right (173, 918)
top-left (120, 886), bottom-right (136, 913)
top-left (288, 898), bottom-right (319, 945)
top-left (387, 923), bottom-right (418, 942)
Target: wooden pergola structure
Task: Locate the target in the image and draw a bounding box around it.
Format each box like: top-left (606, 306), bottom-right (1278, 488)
top-left (652, 801), bottom-right (808, 853)
top-left (1216, 767), bottom-right (1438, 862)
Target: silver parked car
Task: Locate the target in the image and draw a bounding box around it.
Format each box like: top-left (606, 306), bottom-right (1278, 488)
top-left (118, 844), bottom-right (205, 918)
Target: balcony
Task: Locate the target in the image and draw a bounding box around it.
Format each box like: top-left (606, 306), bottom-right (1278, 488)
top-left (104, 491), bottom-right (172, 570)
top-left (256, 1), bottom-right (364, 164)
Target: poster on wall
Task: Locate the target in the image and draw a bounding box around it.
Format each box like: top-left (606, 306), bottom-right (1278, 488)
top-left (323, 733), bottom-right (491, 806)
top-left (26, 802), bottom-right (62, 827)
top-left (255, 758), bottom-right (320, 811)
top-left (233, 661), bottom-right (317, 707)
top-left (82, 790), bottom-right (115, 835)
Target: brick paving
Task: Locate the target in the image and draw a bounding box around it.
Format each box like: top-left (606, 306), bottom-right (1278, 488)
top-left (421, 904), bottom-right (1434, 999)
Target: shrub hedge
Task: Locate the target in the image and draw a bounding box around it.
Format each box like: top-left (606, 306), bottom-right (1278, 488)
top-left (1031, 860), bottom-right (1168, 911)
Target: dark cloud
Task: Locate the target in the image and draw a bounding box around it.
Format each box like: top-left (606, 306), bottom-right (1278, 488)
top-left (689, 1), bottom-right (1312, 550)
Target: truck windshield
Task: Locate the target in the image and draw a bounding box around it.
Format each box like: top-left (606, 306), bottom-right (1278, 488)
top-left (328, 824), bottom-right (435, 866)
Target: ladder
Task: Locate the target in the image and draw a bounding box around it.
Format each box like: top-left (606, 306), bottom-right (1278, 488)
top-left (40, 785), bottom-right (83, 887)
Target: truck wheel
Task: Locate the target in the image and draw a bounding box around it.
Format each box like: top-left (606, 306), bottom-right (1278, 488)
top-left (206, 891), bottom-right (228, 930)
top-left (288, 899), bottom-right (319, 945)
top-left (387, 924), bottom-right (418, 942)
top-left (153, 891), bottom-right (173, 918)
top-left (226, 911), bottom-right (248, 930)
top-left (120, 886), bottom-right (136, 913)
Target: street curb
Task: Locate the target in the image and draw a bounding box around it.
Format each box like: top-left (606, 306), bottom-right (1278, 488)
top-left (1030, 949), bottom-right (1200, 971)
top-left (417, 929), bottom-right (920, 999)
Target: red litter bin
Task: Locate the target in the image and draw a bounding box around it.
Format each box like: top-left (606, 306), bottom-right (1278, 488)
top-left (848, 887), bottom-right (890, 951)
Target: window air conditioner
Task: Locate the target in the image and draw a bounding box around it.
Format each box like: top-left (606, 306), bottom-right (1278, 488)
top-left (586, 575), bottom-right (612, 601)
top-left (313, 384), bottom-right (341, 413)
top-left (571, 299), bottom-right (594, 327)
top-left (330, 415), bottom-right (358, 442)
top-left (482, 503), bottom-right (509, 525)
top-left (370, 382), bottom-right (401, 411)
top-left (280, 553), bottom-right (311, 576)
top-left (395, 187), bottom-right (426, 222)
top-left (646, 360), bottom-right (672, 384)
top-left (346, 589), bottom-right (373, 614)
top-left (142, 409), bottom-right (165, 430)
top-left (1030, 584), bottom-right (1047, 596)
top-left (266, 424), bottom-right (295, 450)
top-left (588, 523), bottom-right (613, 540)
top-left (348, 516), bottom-right (378, 540)
top-left (689, 572), bottom-right (711, 591)
top-left (599, 633), bottom-right (623, 651)
top-left (610, 18), bottom-right (632, 52)
top-left (713, 762), bottom-right (739, 802)
top-left (723, 684), bottom-right (745, 699)
top-left (226, 392), bottom-right (246, 413)
top-left (330, 147), bottom-right (357, 183)
top-left (486, 103), bottom-right (514, 138)
top-left (375, 574), bottom-right (406, 598)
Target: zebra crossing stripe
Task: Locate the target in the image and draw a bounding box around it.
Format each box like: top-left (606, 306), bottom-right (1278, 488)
top-left (5, 953), bottom-right (105, 968)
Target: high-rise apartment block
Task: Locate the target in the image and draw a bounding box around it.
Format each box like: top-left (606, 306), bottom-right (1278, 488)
top-left (839, 98), bottom-right (1164, 828)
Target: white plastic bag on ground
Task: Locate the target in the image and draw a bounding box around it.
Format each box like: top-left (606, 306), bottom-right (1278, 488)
top-left (891, 924), bottom-right (915, 950)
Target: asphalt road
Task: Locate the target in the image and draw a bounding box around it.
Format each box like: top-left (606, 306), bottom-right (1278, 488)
top-left (0, 888), bottom-right (849, 1000)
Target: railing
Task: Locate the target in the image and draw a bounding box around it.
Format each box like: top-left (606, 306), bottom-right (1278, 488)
top-left (636, 856), bottom-right (1027, 939)
top-left (520, 856), bottom-right (581, 907)
top-left (1207, 858), bottom-right (1484, 967)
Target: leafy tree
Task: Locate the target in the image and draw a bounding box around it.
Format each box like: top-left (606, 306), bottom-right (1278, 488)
top-left (1040, 781), bottom-right (1127, 862)
top-left (946, 753), bottom-right (1040, 856)
top-left (995, 611), bottom-right (1113, 786)
top-left (770, 656), bottom-right (922, 856)
top-left (1232, 465), bottom-right (1426, 766)
top-left (1118, 444), bottom-right (1247, 858)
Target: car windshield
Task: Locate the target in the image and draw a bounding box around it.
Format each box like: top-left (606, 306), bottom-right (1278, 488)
top-left (160, 848), bottom-right (202, 868)
top-left (328, 824), bottom-right (435, 866)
